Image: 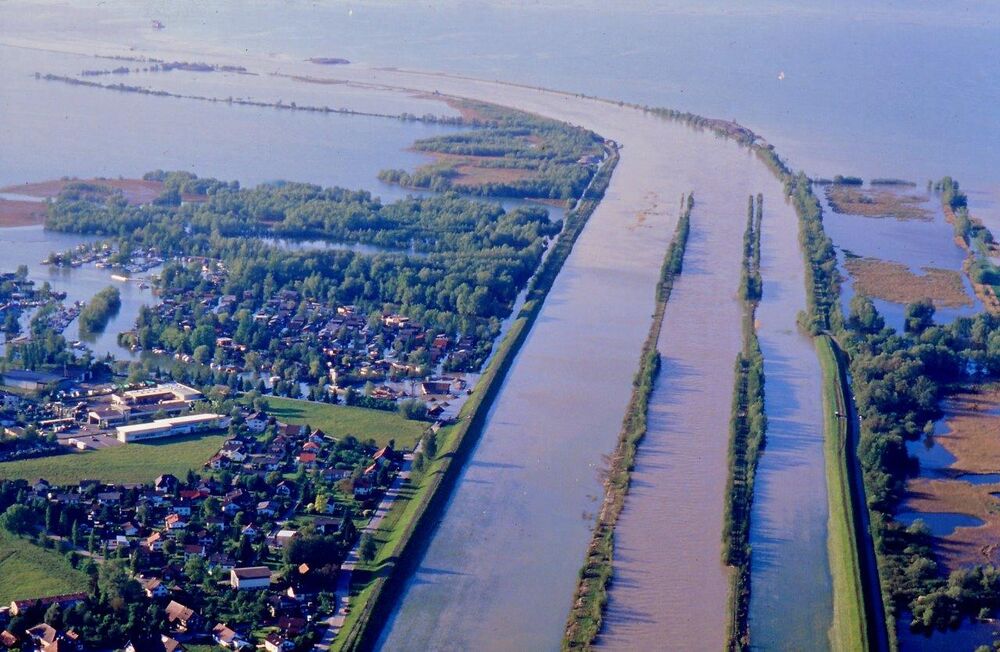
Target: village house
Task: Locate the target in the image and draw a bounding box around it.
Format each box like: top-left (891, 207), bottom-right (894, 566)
top-left (244, 410), bottom-right (269, 433)
top-left (25, 624), bottom-right (82, 652)
top-left (9, 593), bottom-right (87, 617)
top-left (139, 576), bottom-right (169, 599)
top-left (124, 635), bottom-right (185, 652)
top-left (211, 623), bottom-right (248, 650)
top-left (230, 566), bottom-right (272, 590)
top-left (164, 600), bottom-right (201, 633)
top-left (164, 513), bottom-right (187, 531)
top-left (264, 633), bottom-right (293, 652)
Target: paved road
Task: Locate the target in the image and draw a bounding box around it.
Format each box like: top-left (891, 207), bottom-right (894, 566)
top-left (314, 447), bottom-right (416, 650)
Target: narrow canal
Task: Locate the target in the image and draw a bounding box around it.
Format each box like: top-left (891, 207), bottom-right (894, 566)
top-left (746, 179), bottom-right (833, 648)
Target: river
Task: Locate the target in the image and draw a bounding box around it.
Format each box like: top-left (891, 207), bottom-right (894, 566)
top-left (746, 186), bottom-right (833, 647)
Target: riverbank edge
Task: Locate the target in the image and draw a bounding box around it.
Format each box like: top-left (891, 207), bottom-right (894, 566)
top-left (755, 145), bottom-right (887, 651)
top-left (561, 193), bottom-right (693, 649)
top-left (335, 146), bottom-right (620, 651)
top-left (817, 335), bottom-right (870, 651)
top-left (723, 196), bottom-right (766, 651)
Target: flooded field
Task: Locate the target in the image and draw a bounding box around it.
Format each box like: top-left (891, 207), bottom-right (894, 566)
top-left (820, 183), bottom-right (982, 331)
top-left (904, 386), bottom-right (1000, 567)
top-left (899, 385), bottom-right (1000, 648)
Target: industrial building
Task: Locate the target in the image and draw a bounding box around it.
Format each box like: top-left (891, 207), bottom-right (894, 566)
top-left (115, 413), bottom-right (228, 443)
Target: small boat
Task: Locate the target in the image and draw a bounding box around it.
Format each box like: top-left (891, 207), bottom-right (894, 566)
top-left (110, 274), bottom-right (129, 282)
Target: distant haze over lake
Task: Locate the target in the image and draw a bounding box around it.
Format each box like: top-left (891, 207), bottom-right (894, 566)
top-left (5, 0), bottom-right (997, 216)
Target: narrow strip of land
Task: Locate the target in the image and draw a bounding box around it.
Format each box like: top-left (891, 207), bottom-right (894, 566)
top-left (563, 193), bottom-right (693, 647)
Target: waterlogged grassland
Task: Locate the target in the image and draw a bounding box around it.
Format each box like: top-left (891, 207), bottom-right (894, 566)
top-left (817, 336), bottom-right (868, 652)
top-left (0, 531), bottom-right (89, 603)
top-left (826, 185), bottom-right (931, 221)
top-left (263, 397), bottom-right (427, 449)
top-left (0, 433), bottom-right (226, 485)
top-left (843, 256), bottom-right (972, 308)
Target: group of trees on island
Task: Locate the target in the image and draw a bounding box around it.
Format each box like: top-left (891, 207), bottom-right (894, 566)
top-left (378, 100), bottom-right (603, 200)
top-left (78, 286), bottom-right (121, 334)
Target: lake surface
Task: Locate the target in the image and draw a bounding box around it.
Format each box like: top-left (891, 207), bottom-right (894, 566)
top-left (5, 0), bottom-right (1000, 228)
top-left (0, 225), bottom-right (152, 360)
top-left (0, 44), bottom-right (462, 195)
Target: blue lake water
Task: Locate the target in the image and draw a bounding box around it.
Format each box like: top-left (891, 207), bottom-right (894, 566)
top-left (896, 511), bottom-right (985, 538)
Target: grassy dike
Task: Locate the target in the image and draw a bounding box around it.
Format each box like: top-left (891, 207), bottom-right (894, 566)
top-left (754, 145), bottom-right (881, 651)
top-left (334, 145), bottom-right (620, 651)
top-left (723, 195), bottom-right (766, 651)
top-left (817, 335), bottom-right (869, 651)
top-left (562, 193), bottom-right (694, 649)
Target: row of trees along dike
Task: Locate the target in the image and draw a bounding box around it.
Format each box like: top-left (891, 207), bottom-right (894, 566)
top-left (562, 193), bottom-right (694, 649)
top-left (723, 194), bottom-right (767, 651)
top-left (595, 99), bottom-right (874, 650)
top-left (755, 145), bottom-right (883, 652)
top-left (337, 144), bottom-right (620, 651)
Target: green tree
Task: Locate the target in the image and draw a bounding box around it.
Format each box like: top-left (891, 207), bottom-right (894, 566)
top-left (0, 504), bottom-right (36, 535)
top-left (359, 532), bottom-right (377, 563)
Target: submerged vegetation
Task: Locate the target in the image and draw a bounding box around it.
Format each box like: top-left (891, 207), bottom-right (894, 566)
top-left (724, 195), bottom-right (766, 651)
top-left (563, 193), bottom-right (693, 649)
top-left (843, 257), bottom-right (972, 308)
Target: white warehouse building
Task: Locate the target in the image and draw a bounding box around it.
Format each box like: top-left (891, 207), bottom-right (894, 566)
top-left (115, 413), bottom-right (229, 443)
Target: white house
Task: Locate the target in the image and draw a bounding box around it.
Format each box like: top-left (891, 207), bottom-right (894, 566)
top-left (230, 566), bottom-right (271, 590)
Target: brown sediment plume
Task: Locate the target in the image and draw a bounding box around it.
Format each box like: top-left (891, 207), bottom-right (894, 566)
top-left (843, 256), bottom-right (973, 307)
top-left (826, 185), bottom-right (931, 221)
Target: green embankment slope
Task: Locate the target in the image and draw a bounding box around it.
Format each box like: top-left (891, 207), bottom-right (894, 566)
top-left (817, 335), bottom-right (868, 652)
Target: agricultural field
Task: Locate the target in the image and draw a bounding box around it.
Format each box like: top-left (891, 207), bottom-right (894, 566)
top-left (263, 397), bottom-right (427, 449)
top-left (0, 433), bottom-right (227, 485)
top-left (0, 531), bottom-right (89, 603)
